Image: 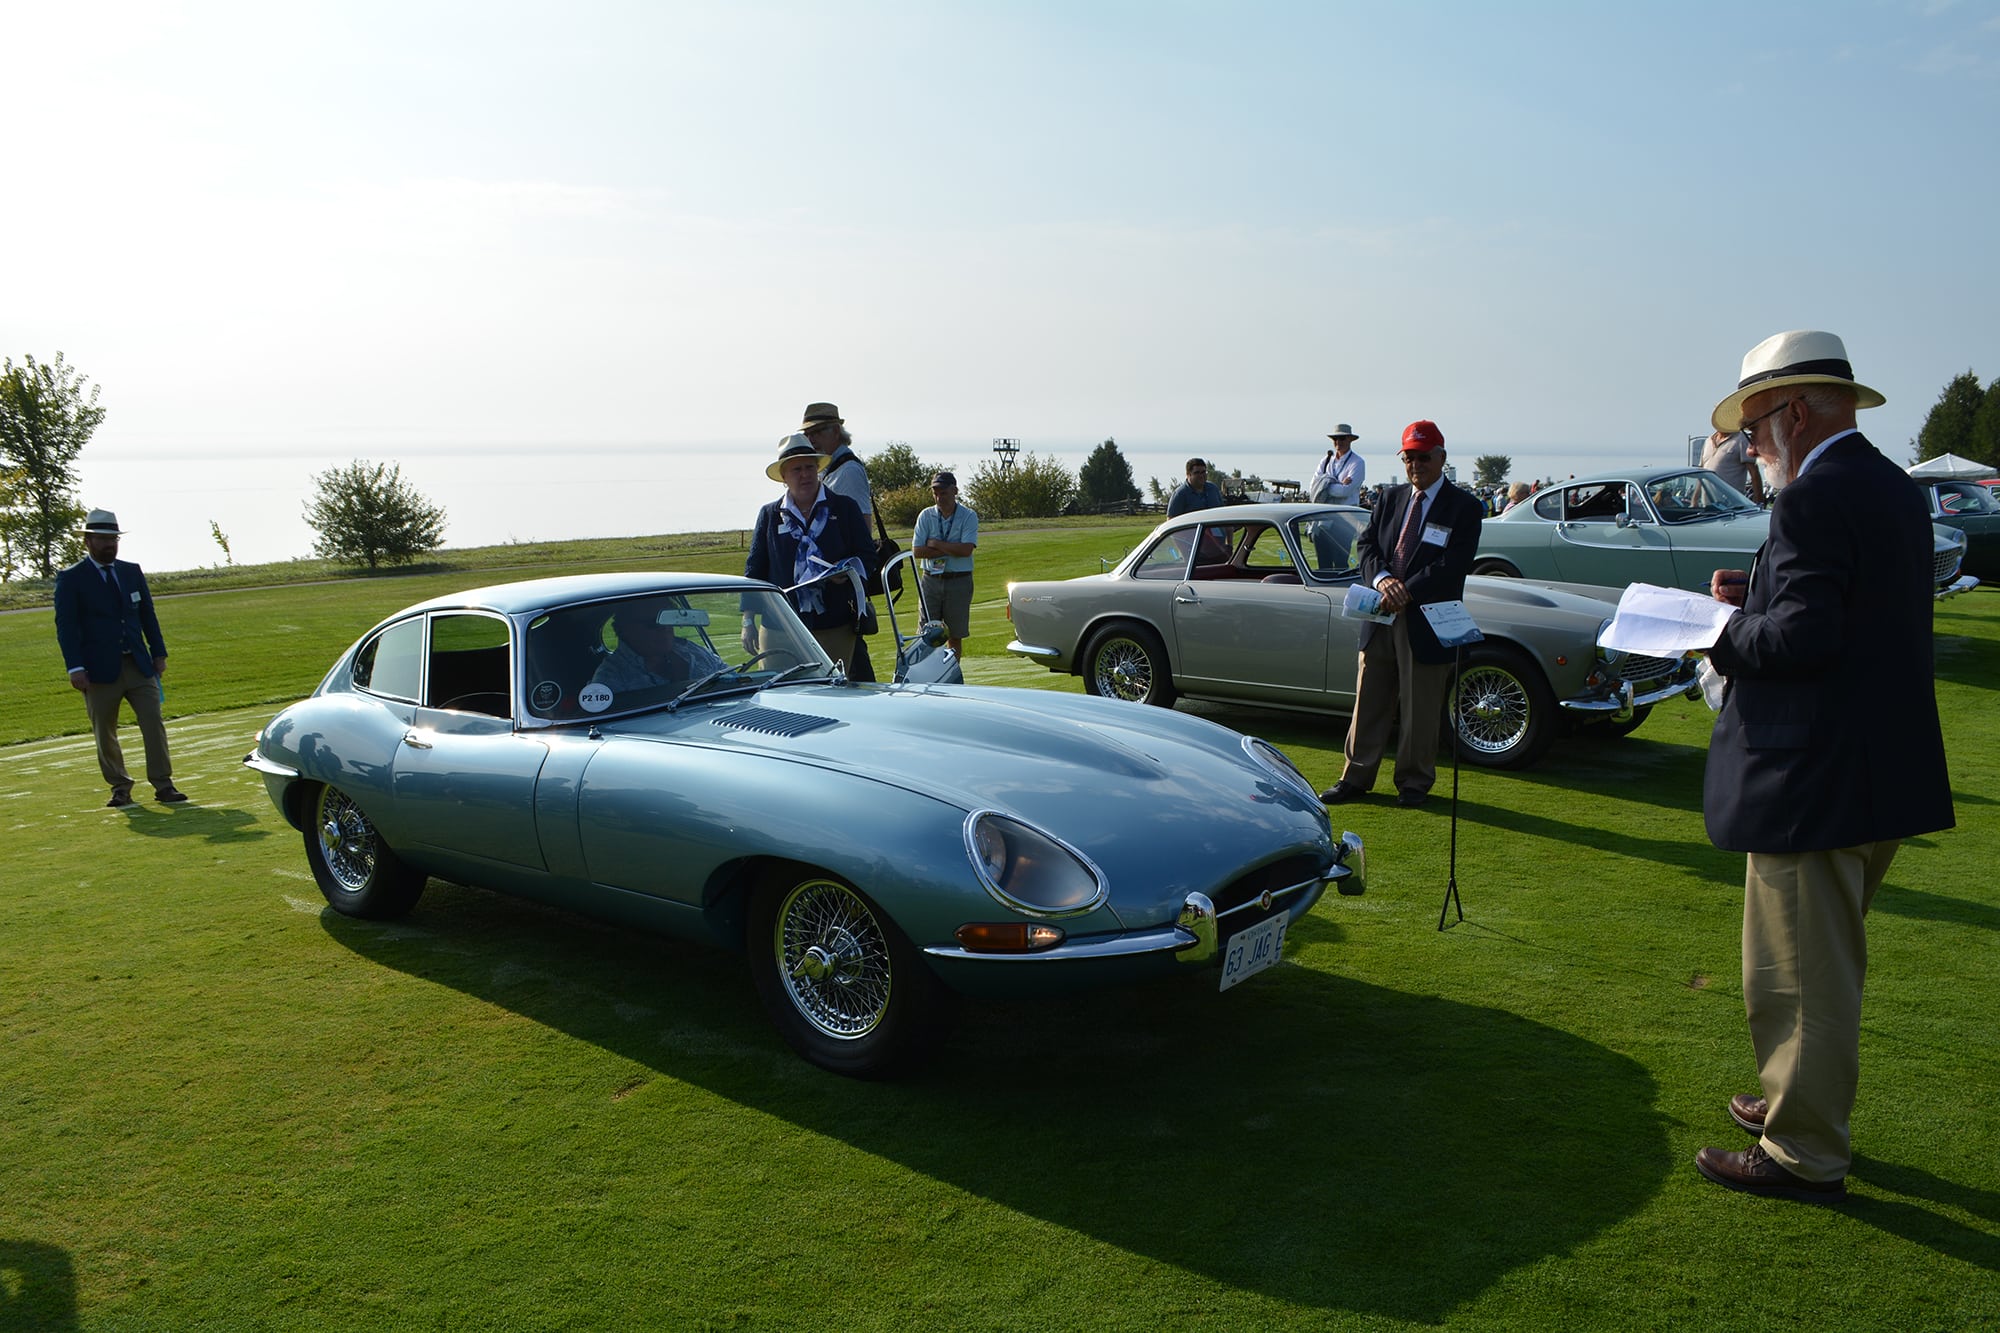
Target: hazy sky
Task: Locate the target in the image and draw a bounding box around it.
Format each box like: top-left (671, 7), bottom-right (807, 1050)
top-left (6, 1), bottom-right (1999, 567)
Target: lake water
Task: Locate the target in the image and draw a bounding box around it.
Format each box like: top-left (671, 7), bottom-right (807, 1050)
top-left (74, 437), bottom-right (1630, 576)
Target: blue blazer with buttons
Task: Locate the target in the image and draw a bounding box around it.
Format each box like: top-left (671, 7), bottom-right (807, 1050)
top-left (54, 557), bottom-right (168, 683)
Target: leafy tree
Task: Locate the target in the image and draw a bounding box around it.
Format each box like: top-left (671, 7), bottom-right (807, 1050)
top-left (865, 440), bottom-right (934, 493)
top-left (0, 352), bottom-right (104, 578)
top-left (1473, 454), bottom-right (1512, 489)
top-left (874, 482), bottom-right (932, 530)
top-left (1970, 379), bottom-right (2000, 471)
top-left (964, 451), bottom-right (1077, 519)
top-left (1912, 370), bottom-right (1984, 463)
top-left (304, 460), bottom-right (448, 569)
top-left (1077, 437), bottom-right (1141, 508)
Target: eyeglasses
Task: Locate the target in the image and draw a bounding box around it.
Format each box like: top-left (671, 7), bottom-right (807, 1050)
top-left (1738, 398), bottom-right (1796, 446)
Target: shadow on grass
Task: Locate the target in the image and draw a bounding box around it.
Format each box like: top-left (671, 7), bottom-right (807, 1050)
top-left (0, 1239), bottom-right (78, 1332)
top-left (1849, 1155), bottom-right (2000, 1272)
top-left (115, 803), bottom-right (272, 845)
top-left (1871, 881), bottom-right (2000, 933)
top-left (320, 891), bottom-right (1668, 1323)
top-left (1933, 623), bottom-right (2000, 693)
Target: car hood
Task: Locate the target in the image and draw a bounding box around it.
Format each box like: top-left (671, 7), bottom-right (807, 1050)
top-left (596, 682), bottom-right (1331, 890)
top-left (1465, 577), bottom-right (1617, 618)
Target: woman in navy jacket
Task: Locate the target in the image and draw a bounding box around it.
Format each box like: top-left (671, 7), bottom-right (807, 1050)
top-left (744, 434), bottom-right (873, 672)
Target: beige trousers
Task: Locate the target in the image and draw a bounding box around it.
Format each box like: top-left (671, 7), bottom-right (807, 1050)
top-left (1339, 614), bottom-right (1449, 795)
top-left (84, 655), bottom-right (174, 795)
top-left (1743, 841), bottom-right (1898, 1181)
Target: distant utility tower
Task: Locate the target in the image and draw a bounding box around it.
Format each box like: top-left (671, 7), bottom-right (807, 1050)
top-left (992, 438), bottom-right (1021, 474)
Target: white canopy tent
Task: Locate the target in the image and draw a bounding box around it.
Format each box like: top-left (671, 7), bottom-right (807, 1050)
top-left (1908, 452), bottom-right (1998, 481)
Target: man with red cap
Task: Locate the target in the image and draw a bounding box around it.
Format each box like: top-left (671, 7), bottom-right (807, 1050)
top-left (1320, 421), bottom-right (1483, 808)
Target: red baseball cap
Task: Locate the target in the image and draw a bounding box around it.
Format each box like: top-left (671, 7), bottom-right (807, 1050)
top-left (1401, 420), bottom-right (1445, 453)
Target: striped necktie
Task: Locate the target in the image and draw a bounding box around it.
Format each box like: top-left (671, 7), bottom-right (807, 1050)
top-left (1392, 489), bottom-right (1426, 577)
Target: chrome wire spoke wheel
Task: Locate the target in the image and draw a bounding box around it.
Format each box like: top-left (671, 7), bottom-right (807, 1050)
top-left (1453, 663), bottom-right (1531, 756)
top-left (773, 879), bottom-right (893, 1040)
top-left (1093, 638), bottom-right (1153, 702)
top-left (316, 785), bottom-right (379, 893)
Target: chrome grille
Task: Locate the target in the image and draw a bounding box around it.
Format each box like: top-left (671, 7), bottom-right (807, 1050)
top-left (1934, 546), bottom-right (1963, 585)
top-left (1613, 653), bottom-right (1682, 686)
top-left (1208, 854), bottom-right (1324, 932)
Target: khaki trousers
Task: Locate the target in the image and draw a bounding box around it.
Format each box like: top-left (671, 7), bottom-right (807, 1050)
top-left (84, 655), bottom-right (174, 795)
top-left (1339, 614), bottom-right (1449, 795)
top-left (1743, 841), bottom-right (1898, 1181)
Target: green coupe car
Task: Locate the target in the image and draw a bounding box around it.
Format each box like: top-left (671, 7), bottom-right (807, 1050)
top-left (1474, 465), bottom-right (1977, 597)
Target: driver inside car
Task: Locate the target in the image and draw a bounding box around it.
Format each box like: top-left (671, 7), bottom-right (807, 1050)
top-left (591, 602), bottom-right (728, 691)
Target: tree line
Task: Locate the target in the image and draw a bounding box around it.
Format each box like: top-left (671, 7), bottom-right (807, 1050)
top-left (1913, 370), bottom-right (2000, 468)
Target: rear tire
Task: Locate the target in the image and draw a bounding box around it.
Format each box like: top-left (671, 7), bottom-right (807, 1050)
top-left (1471, 559), bottom-right (1520, 577)
top-left (1081, 623), bottom-right (1178, 707)
top-left (1446, 645), bottom-right (1556, 769)
top-left (304, 782), bottom-right (426, 918)
top-left (747, 868), bottom-right (955, 1078)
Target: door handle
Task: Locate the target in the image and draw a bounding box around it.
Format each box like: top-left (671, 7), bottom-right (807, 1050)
top-left (1174, 592), bottom-right (1200, 604)
top-left (401, 731), bottom-right (434, 750)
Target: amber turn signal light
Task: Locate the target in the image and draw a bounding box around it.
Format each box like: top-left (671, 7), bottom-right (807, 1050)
top-left (953, 922), bottom-right (1066, 953)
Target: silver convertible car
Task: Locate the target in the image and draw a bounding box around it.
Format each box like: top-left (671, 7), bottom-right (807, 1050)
top-left (244, 573), bottom-right (1364, 1077)
top-left (1004, 504), bottom-right (1701, 770)
top-left (1474, 466), bottom-right (1977, 597)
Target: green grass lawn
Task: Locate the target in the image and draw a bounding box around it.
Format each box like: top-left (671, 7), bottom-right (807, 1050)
top-left (2, 534), bottom-right (1996, 1330)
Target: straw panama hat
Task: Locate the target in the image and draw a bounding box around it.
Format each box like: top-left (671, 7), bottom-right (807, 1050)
top-left (767, 433), bottom-right (830, 482)
top-left (1327, 423), bottom-right (1358, 441)
top-left (81, 509), bottom-right (126, 534)
top-left (1711, 330), bottom-right (1885, 432)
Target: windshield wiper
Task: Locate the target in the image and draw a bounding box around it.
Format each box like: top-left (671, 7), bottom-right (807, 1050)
top-left (664, 656), bottom-right (830, 712)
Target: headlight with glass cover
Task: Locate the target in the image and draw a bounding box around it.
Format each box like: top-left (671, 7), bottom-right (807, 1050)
top-left (963, 811), bottom-right (1107, 917)
top-left (1242, 736), bottom-right (1319, 806)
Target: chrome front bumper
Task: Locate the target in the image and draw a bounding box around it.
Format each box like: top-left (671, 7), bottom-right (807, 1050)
top-left (1559, 667), bottom-right (1702, 718)
top-left (1937, 575), bottom-right (1981, 600)
top-left (921, 831), bottom-right (1366, 968)
top-left (1004, 639), bottom-right (1063, 661)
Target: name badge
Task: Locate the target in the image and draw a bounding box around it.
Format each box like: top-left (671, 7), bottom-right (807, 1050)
top-left (1421, 522), bottom-right (1451, 547)
top-left (130, 590), bottom-right (142, 603)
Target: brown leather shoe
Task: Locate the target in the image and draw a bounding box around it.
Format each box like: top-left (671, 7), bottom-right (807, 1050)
top-left (1729, 1093), bottom-right (1768, 1134)
top-left (1695, 1143), bottom-right (1845, 1203)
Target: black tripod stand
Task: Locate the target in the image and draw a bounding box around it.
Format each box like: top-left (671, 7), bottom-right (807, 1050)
top-left (1438, 641), bottom-right (1466, 931)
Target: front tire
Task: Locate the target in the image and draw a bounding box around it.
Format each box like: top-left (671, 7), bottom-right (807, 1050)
top-left (1446, 645), bottom-right (1556, 770)
top-left (304, 782), bottom-right (426, 918)
top-left (1081, 623), bottom-right (1178, 707)
top-left (747, 869), bottom-right (955, 1078)
top-left (1471, 558), bottom-right (1520, 577)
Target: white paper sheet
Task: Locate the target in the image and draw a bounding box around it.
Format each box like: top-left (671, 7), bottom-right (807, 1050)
top-left (1598, 582), bottom-right (1738, 654)
top-left (1341, 583), bottom-right (1395, 624)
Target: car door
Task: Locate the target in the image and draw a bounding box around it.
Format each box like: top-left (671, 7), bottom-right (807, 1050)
top-left (1551, 481), bottom-right (1675, 587)
top-left (388, 610), bottom-right (552, 873)
top-left (1933, 483), bottom-right (2000, 580)
top-left (1170, 521), bottom-right (1337, 703)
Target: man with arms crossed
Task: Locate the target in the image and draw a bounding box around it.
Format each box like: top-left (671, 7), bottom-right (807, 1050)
top-left (1695, 330), bottom-right (1952, 1202)
top-left (1319, 421), bottom-right (1481, 809)
top-left (910, 470), bottom-right (978, 658)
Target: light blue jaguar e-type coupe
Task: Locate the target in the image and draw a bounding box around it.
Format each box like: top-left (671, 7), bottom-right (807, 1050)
top-left (244, 573), bottom-right (1364, 1077)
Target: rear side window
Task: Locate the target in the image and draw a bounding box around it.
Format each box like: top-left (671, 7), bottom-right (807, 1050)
top-left (352, 618), bottom-right (424, 701)
top-left (1133, 531), bottom-right (1194, 580)
top-left (1532, 491), bottom-right (1562, 520)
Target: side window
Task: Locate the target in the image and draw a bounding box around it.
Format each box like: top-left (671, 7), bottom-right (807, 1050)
top-left (352, 618), bottom-right (424, 702)
top-left (1243, 524), bottom-right (1294, 573)
top-left (1564, 483), bottom-right (1625, 523)
top-left (1133, 531), bottom-right (1193, 580)
top-left (426, 613), bottom-right (513, 716)
top-left (1292, 511), bottom-right (1364, 577)
top-left (1531, 490), bottom-right (1563, 521)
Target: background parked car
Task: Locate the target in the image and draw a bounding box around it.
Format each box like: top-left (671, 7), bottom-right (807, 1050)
top-left (1921, 479), bottom-right (2000, 583)
top-left (1476, 466), bottom-right (1976, 598)
top-left (1005, 504), bottom-right (1700, 771)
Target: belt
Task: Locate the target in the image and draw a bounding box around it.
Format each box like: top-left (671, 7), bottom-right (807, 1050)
top-left (926, 570), bottom-right (970, 579)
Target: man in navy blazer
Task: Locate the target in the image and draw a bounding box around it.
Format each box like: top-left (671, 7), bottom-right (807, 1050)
top-left (1693, 331), bottom-right (1952, 1203)
top-left (1320, 420), bottom-right (1483, 808)
top-left (53, 509), bottom-right (185, 807)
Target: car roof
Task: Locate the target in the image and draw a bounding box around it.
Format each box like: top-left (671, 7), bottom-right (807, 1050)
top-left (1153, 502), bottom-right (1363, 525)
top-left (397, 572), bottom-right (769, 619)
top-left (1545, 466), bottom-right (1713, 487)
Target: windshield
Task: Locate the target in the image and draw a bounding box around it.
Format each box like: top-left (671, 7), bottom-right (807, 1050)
top-left (521, 588), bottom-right (832, 722)
top-left (1642, 470), bottom-right (1761, 523)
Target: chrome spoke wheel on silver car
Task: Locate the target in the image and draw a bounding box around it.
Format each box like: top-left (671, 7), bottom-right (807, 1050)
top-left (773, 879), bottom-right (892, 1040)
top-left (316, 785), bottom-right (380, 894)
top-left (1446, 646), bottom-right (1556, 770)
top-left (1454, 664), bottom-right (1530, 757)
top-left (1082, 623), bottom-right (1177, 707)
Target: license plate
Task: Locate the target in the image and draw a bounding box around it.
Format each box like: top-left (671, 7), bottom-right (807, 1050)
top-left (1218, 913), bottom-right (1287, 991)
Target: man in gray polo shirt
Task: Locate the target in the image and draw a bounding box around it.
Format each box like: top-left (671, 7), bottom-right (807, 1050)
top-left (911, 470), bottom-right (978, 657)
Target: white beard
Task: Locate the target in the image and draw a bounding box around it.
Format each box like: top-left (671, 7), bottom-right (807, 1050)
top-left (1756, 420), bottom-right (1794, 492)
